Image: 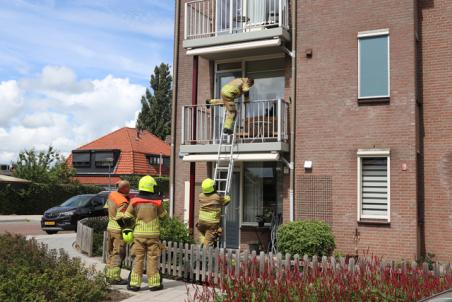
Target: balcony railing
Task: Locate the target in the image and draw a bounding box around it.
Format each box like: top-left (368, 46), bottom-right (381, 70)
top-left (182, 99), bottom-right (288, 145)
top-left (184, 0), bottom-right (290, 40)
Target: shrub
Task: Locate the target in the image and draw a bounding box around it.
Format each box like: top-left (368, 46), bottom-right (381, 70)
top-left (188, 255), bottom-right (452, 302)
top-left (277, 220), bottom-right (335, 256)
top-left (119, 175), bottom-right (169, 197)
top-left (160, 199), bottom-right (194, 244)
top-left (0, 183), bottom-right (101, 215)
top-left (0, 233), bottom-right (108, 302)
top-left (161, 216), bottom-right (194, 244)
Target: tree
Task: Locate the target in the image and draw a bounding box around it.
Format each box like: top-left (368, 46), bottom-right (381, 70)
top-left (13, 146), bottom-right (77, 184)
top-left (136, 63), bottom-right (172, 140)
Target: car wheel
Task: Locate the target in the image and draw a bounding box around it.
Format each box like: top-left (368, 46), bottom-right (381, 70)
top-left (45, 230), bottom-right (58, 235)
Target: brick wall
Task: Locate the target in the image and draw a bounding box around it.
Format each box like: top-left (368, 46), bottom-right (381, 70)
top-left (420, 0), bottom-right (452, 262)
top-left (296, 0), bottom-right (419, 260)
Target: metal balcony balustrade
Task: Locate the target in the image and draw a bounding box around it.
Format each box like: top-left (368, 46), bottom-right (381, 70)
top-left (181, 99), bottom-right (288, 145)
top-left (184, 0), bottom-right (290, 41)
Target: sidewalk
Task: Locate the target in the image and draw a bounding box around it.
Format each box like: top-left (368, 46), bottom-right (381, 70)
top-left (0, 215), bottom-right (42, 223)
top-left (30, 233), bottom-right (192, 302)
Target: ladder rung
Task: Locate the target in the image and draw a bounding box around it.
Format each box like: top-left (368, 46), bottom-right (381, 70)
top-left (215, 178), bottom-right (228, 182)
top-left (216, 167), bottom-right (229, 170)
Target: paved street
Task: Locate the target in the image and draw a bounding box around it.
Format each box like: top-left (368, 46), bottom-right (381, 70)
top-left (0, 215), bottom-right (72, 236)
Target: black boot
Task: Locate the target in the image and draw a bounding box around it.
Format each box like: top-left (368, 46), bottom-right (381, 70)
top-left (223, 128), bottom-right (233, 135)
top-left (127, 271), bottom-right (140, 291)
top-left (205, 99), bottom-right (211, 105)
top-left (149, 273), bottom-right (164, 291)
top-left (127, 285), bottom-right (140, 292)
top-left (109, 279), bottom-right (128, 285)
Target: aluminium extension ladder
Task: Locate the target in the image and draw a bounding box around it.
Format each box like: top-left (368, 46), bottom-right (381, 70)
top-left (213, 109), bottom-right (239, 248)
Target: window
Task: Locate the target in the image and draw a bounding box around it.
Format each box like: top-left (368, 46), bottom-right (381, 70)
top-left (72, 152), bottom-right (91, 168)
top-left (246, 58), bottom-right (285, 101)
top-left (242, 162), bottom-right (282, 224)
top-left (357, 149), bottom-right (390, 222)
top-left (94, 152), bottom-right (114, 168)
top-left (358, 30), bottom-right (390, 99)
top-left (148, 155), bottom-right (169, 167)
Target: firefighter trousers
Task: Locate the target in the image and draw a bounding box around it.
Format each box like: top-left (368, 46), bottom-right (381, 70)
top-left (129, 237), bottom-right (162, 289)
top-left (197, 221), bottom-right (221, 247)
top-left (208, 96), bottom-right (236, 131)
top-left (106, 231), bottom-right (126, 281)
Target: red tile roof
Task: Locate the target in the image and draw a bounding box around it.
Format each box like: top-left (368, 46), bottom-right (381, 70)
top-left (77, 127), bottom-right (170, 156)
top-left (68, 127), bottom-right (170, 184)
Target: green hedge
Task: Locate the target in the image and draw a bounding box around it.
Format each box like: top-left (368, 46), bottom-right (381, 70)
top-left (0, 183), bottom-right (101, 215)
top-left (277, 220), bottom-right (336, 257)
top-left (0, 233), bottom-right (108, 302)
top-left (119, 175), bottom-right (169, 197)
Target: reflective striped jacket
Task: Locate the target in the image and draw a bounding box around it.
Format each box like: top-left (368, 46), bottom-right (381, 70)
top-left (221, 78), bottom-right (252, 101)
top-left (106, 191), bottom-right (129, 233)
top-left (198, 193), bottom-right (230, 225)
top-left (124, 194), bottom-right (167, 239)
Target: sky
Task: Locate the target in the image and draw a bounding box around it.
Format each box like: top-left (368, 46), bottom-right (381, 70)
top-left (0, 0), bottom-right (174, 163)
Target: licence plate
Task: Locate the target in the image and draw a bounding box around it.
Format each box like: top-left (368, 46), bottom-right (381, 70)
top-left (44, 221), bottom-right (55, 226)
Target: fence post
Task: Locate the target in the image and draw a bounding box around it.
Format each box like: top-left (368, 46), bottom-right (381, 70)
top-left (234, 249), bottom-right (240, 279)
top-left (102, 231), bottom-right (108, 263)
top-left (348, 257), bottom-right (355, 273)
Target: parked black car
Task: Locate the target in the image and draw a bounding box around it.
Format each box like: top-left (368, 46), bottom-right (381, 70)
top-left (41, 191), bottom-right (111, 234)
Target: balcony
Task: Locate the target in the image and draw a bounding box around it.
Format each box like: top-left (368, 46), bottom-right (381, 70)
top-left (183, 0), bottom-right (291, 58)
top-left (180, 99), bottom-right (289, 156)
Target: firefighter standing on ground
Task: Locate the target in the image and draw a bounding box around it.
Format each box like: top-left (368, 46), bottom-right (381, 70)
top-left (105, 180), bottom-right (130, 285)
top-left (206, 78), bottom-right (254, 134)
top-left (196, 178), bottom-right (230, 247)
top-left (123, 175), bottom-right (166, 292)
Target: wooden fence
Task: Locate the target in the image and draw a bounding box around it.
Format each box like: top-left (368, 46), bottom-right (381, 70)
top-left (75, 219), bottom-right (94, 257)
top-left (101, 232), bottom-right (452, 283)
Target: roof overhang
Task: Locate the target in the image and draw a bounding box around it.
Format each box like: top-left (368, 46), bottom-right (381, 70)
top-left (186, 38), bottom-right (282, 59)
top-left (182, 153), bottom-right (280, 162)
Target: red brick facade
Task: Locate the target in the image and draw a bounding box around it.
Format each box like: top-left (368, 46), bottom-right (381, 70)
top-left (420, 0), bottom-right (452, 262)
top-left (171, 0), bottom-right (452, 261)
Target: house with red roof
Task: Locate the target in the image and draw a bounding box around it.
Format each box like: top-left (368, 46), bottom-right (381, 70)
top-left (68, 127), bottom-right (170, 186)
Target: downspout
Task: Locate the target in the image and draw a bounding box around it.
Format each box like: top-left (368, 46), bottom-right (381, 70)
top-left (169, 0), bottom-right (181, 217)
top-left (189, 55), bottom-right (199, 232)
top-left (289, 0), bottom-right (297, 222)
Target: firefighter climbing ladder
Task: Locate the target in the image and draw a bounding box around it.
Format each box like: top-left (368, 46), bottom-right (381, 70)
top-left (213, 109), bottom-right (239, 248)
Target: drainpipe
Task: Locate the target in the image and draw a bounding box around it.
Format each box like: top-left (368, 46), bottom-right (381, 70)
top-left (289, 0), bottom-right (297, 222)
top-left (189, 55), bottom-right (199, 232)
top-left (169, 0), bottom-right (181, 217)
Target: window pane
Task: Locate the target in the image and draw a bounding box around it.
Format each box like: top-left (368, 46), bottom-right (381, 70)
top-left (243, 162), bottom-right (281, 223)
top-left (246, 59), bottom-right (285, 101)
top-left (359, 35), bottom-right (389, 97)
top-left (73, 152), bottom-right (90, 162)
top-left (361, 157), bottom-right (388, 217)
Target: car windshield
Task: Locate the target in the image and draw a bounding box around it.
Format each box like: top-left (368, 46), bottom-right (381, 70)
top-left (60, 195), bottom-right (94, 207)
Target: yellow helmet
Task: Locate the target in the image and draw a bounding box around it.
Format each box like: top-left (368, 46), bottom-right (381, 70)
top-left (202, 178), bottom-right (216, 194)
top-left (122, 228), bottom-right (134, 244)
top-left (138, 175), bottom-right (157, 193)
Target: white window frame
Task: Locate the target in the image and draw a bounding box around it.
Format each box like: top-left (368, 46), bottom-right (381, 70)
top-left (357, 149), bottom-right (391, 222)
top-left (358, 29), bottom-right (390, 99)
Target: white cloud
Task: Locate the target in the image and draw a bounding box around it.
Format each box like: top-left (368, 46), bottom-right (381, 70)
top-left (0, 65), bottom-right (145, 163)
top-left (20, 66), bottom-right (94, 93)
top-left (0, 80), bottom-right (24, 126)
